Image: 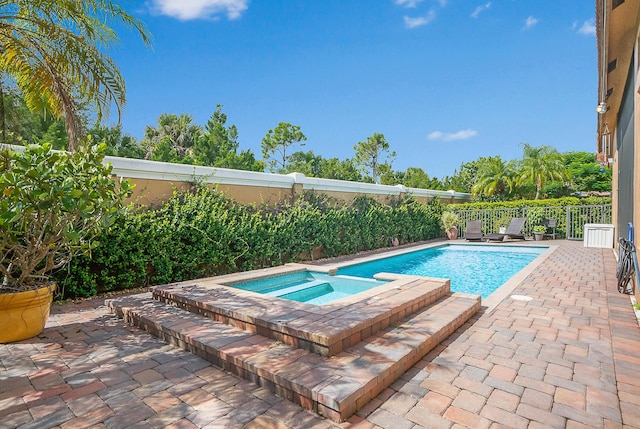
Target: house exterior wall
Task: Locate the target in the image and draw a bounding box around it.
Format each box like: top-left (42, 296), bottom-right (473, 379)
top-left (597, 0), bottom-right (640, 302)
top-left (616, 57), bottom-right (635, 240)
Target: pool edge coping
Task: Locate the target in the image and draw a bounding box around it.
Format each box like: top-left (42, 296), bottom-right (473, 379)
top-left (310, 239), bottom-right (554, 312)
top-left (481, 243), bottom-right (559, 311)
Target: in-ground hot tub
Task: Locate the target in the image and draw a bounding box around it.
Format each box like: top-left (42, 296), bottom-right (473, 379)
top-left (228, 270), bottom-right (388, 305)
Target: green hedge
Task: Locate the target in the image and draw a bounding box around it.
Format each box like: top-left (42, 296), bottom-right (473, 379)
top-left (54, 187), bottom-right (444, 298)
top-left (448, 196), bottom-right (611, 210)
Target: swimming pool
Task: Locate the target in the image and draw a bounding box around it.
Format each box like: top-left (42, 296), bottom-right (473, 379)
top-left (227, 244), bottom-right (547, 304)
top-left (338, 244), bottom-right (547, 298)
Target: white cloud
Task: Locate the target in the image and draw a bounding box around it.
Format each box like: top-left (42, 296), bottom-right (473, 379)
top-left (428, 129), bottom-right (478, 141)
top-left (395, 0), bottom-right (446, 8)
top-left (523, 15), bottom-right (538, 30)
top-left (394, 0), bottom-right (425, 8)
top-left (150, 0), bottom-right (248, 21)
top-left (471, 2), bottom-right (491, 19)
top-left (404, 10), bottom-right (435, 28)
top-left (577, 19), bottom-right (596, 36)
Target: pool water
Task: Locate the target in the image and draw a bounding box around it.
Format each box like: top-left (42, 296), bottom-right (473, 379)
top-left (229, 271), bottom-right (388, 305)
top-left (338, 244), bottom-right (546, 298)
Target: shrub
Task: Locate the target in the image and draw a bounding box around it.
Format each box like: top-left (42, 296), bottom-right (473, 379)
top-left (441, 211), bottom-right (459, 231)
top-left (0, 143), bottom-right (131, 293)
top-left (54, 188), bottom-right (444, 298)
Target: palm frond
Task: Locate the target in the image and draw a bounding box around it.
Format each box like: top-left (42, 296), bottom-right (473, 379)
top-left (0, 0), bottom-right (152, 150)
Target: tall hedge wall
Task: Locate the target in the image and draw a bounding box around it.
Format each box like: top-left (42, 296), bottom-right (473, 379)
top-left (54, 187), bottom-right (445, 298)
top-left (448, 196), bottom-right (611, 210)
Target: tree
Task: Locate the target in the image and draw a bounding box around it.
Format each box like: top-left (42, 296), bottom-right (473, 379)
top-left (400, 167), bottom-right (430, 189)
top-left (0, 89), bottom-right (70, 146)
top-left (441, 160), bottom-right (483, 193)
top-left (396, 167), bottom-right (443, 189)
top-left (0, 0), bottom-right (151, 150)
top-left (282, 150), bottom-right (363, 181)
top-left (285, 150), bottom-right (323, 176)
top-left (318, 157), bottom-right (362, 181)
top-left (380, 166), bottom-right (401, 186)
top-left (353, 133), bottom-right (396, 183)
top-left (142, 114), bottom-right (201, 163)
top-left (261, 122), bottom-right (307, 173)
top-left (193, 105), bottom-right (263, 171)
top-left (87, 125), bottom-right (144, 159)
top-left (0, 87), bottom-right (40, 144)
top-left (38, 120), bottom-right (68, 150)
top-left (519, 143), bottom-right (567, 199)
top-left (563, 151), bottom-right (612, 193)
top-left (471, 156), bottom-right (516, 200)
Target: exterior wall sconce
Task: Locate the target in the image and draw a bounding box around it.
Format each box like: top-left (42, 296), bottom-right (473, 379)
top-left (596, 102), bottom-right (609, 114)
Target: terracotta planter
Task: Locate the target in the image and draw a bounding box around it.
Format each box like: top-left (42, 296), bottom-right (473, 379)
top-left (446, 226), bottom-right (458, 240)
top-left (0, 284), bottom-right (55, 343)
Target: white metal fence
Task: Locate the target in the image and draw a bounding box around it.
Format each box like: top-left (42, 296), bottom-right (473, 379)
top-left (454, 205), bottom-right (612, 240)
top-left (565, 205), bottom-right (612, 240)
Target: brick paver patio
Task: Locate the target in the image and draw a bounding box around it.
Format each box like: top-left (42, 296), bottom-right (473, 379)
top-left (1, 240), bottom-right (639, 428)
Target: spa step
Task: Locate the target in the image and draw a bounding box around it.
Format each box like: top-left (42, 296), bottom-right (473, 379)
top-left (264, 279), bottom-right (329, 297)
top-left (152, 276), bottom-right (451, 356)
top-left (107, 291), bottom-right (480, 422)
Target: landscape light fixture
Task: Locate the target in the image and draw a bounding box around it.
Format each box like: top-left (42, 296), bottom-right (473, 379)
top-left (596, 102), bottom-right (609, 114)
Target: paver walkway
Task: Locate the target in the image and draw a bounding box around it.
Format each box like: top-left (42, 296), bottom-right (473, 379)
top-left (1, 240), bottom-right (640, 428)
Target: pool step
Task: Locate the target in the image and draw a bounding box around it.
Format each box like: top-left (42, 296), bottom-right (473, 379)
top-left (107, 291), bottom-right (480, 422)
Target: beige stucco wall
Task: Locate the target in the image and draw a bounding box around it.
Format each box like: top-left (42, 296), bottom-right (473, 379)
top-left (121, 176), bottom-right (469, 208)
top-left (125, 178), bottom-right (295, 207)
top-left (127, 178), bottom-right (192, 207)
top-left (296, 189), bottom-right (398, 205)
top-left (107, 157), bottom-right (472, 208)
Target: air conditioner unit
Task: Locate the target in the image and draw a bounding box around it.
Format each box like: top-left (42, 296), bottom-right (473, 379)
top-left (583, 224), bottom-right (615, 248)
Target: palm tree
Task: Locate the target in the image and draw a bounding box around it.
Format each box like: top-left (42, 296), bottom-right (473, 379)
top-left (0, 0), bottom-right (151, 150)
top-left (471, 156), bottom-right (516, 200)
top-left (519, 143), bottom-right (567, 199)
top-left (142, 114), bottom-right (202, 161)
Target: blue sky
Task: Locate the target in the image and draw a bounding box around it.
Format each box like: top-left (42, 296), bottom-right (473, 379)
top-left (112, 0), bottom-right (596, 179)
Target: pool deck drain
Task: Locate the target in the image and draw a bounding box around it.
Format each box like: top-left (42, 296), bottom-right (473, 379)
top-left (108, 269), bottom-right (480, 422)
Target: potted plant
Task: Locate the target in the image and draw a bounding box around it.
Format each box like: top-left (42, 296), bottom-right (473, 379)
top-left (496, 215), bottom-right (511, 234)
top-left (533, 225), bottom-right (546, 241)
top-left (441, 211), bottom-right (460, 240)
top-left (0, 142), bottom-right (131, 343)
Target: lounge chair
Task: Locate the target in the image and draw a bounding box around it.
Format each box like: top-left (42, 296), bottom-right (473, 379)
top-left (483, 217), bottom-right (526, 242)
top-left (465, 220), bottom-right (483, 241)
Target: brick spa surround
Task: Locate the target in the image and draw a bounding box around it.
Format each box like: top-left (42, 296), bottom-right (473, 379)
top-left (153, 264), bottom-right (455, 356)
top-left (110, 263), bottom-right (481, 421)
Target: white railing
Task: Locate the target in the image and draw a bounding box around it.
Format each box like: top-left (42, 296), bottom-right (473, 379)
top-left (454, 205), bottom-right (612, 240)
